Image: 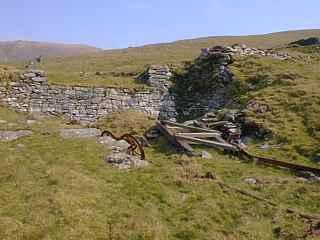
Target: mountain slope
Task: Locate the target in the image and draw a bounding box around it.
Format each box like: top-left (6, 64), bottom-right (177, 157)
top-left (30, 29), bottom-right (320, 88)
top-left (1, 30), bottom-right (320, 239)
top-left (0, 40), bottom-right (102, 63)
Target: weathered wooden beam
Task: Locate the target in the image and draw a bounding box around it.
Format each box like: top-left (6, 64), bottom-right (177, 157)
top-left (181, 141), bottom-right (204, 145)
top-left (161, 120), bottom-right (221, 134)
top-left (156, 121), bottom-right (197, 156)
top-left (207, 121), bottom-right (229, 127)
top-left (200, 118), bottom-right (219, 123)
top-left (179, 140), bottom-right (197, 154)
top-left (214, 135), bottom-right (230, 144)
top-left (239, 149), bottom-right (320, 176)
top-left (166, 126), bottom-right (183, 130)
top-left (256, 156), bottom-right (320, 176)
top-left (175, 132), bottom-right (221, 138)
top-left (175, 135), bottom-right (238, 151)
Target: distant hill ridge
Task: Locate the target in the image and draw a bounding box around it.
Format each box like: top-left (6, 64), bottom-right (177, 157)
top-left (0, 40), bottom-right (102, 63)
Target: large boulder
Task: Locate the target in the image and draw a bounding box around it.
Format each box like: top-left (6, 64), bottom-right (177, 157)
top-left (105, 152), bottom-right (148, 169)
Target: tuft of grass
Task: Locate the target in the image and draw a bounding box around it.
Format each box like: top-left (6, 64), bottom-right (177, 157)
top-left (0, 65), bottom-right (19, 83)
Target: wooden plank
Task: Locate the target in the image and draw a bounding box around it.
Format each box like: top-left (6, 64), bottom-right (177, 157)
top-left (182, 141), bottom-right (204, 145)
top-left (207, 121), bottom-right (229, 127)
top-left (175, 135), bottom-right (238, 151)
top-left (176, 132), bottom-right (221, 138)
top-left (162, 120), bottom-right (221, 133)
top-left (200, 118), bottom-right (219, 123)
top-left (256, 156), bottom-right (320, 176)
top-left (239, 149), bottom-right (320, 176)
top-left (166, 126), bottom-right (183, 130)
top-left (156, 121), bottom-right (197, 156)
top-left (215, 135), bottom-right (229, 144)
top-left (179, 140), bottom-right (197, 154)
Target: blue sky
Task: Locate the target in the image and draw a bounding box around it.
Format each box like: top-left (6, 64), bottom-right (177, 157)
top-left (1, 0), bottom-right (319, 49)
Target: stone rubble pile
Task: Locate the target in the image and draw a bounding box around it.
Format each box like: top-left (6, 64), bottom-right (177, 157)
top-left (198, 46), bottom-right (235, 83)
top-left (1, 68), bottom-right (176, 123)
top-left (176, 46), bottom-right (237, 119)
top-left (201, 44), bottom-right (291, 60)
top-left (144, 65), bottom-right (173, 91)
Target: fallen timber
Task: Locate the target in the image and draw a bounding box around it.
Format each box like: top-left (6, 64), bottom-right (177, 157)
top-left (158, 120), bottom-right (320, 176)
top-left (161, 120), bottom-right (221, 134)
top-left (175, 132), bottom-right (222, 138)
top-left (239, 148), bottom-right (320, 176)
top-left (156, 121), bottom-right (198, 156)
top-left (176, 135), bottom-right (237, 151)
top-left (216, 180), bottom-right (320, 220)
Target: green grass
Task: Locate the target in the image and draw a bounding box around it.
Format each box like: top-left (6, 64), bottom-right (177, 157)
top-left (0, 108), bottom-right (319, 239)
top-left (2, 32), bottom-right (320, 239)
top-left (229, 48), bottom-right (320, 164)
top-left (12, 29), bottom-right (320, 89)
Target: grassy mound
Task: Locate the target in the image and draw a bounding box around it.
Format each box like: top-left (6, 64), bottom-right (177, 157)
top-left (230, 47), bottom-right (320, 165)
top-left (95, 111), bottom-right (156, 136)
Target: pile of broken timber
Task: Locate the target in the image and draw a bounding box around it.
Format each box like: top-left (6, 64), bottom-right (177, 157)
top-left (156, 120), bottom-right (238, 156)
top-left (157, 120), bottom-right (320, 176)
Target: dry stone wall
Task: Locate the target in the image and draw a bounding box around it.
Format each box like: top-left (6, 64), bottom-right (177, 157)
top-left (143, 65), bottom-right (173, 91)
top-left (0, 67), bottom-right (176, 123)
top-left (201, 44), bottom-right (291, 60)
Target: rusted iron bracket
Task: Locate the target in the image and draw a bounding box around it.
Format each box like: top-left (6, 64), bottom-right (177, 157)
top-left (101, 130), bottom-right (146, 160)
top-left (238, 148), bottom-right (320, 176)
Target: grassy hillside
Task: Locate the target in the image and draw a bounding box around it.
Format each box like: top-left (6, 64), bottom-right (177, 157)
top-left (1, 30), bottom-right (320, 239)
top-left (0, 109), bottom-right (319, 240)
top-left (229, 46), bottom-right (320, 165)
top-left (14, 29), bottom-right (320, 88)
top-left (0, 40), bottom-right (102, 63)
